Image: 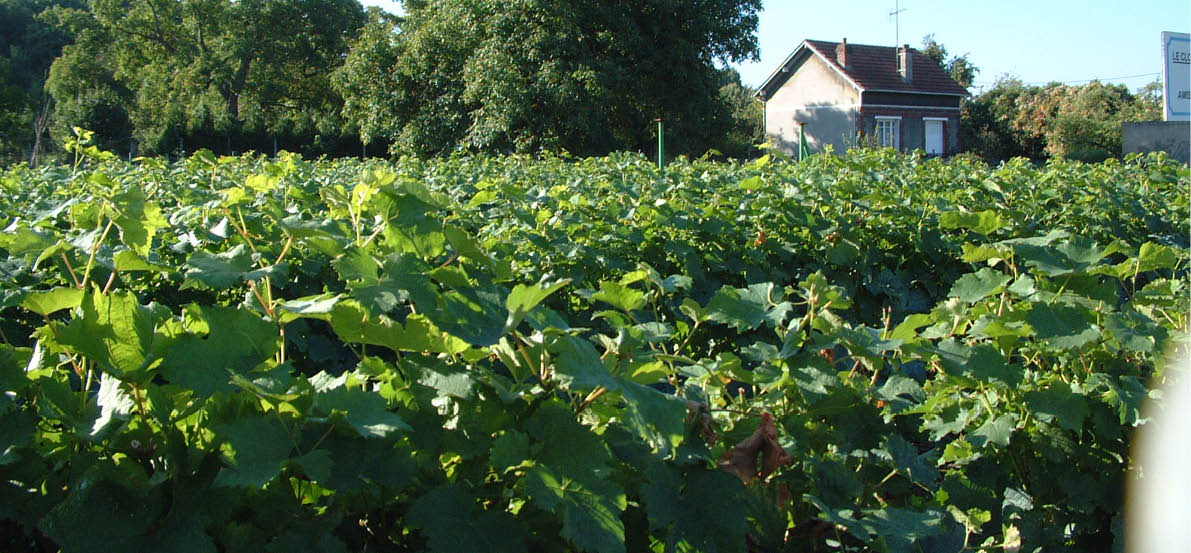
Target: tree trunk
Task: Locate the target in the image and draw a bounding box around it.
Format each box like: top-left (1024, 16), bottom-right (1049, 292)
top-left (29, 95), bottom-right (52, 168)
top-left (223, 54), bottom-right (253, 121)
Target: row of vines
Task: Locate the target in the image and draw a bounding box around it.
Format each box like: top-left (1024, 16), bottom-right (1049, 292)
top-left (0, 142), bottom-right (1188, 552)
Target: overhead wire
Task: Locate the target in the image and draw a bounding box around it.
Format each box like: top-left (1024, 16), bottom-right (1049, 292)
top-left (972, 72), bottom-right (1161, 88)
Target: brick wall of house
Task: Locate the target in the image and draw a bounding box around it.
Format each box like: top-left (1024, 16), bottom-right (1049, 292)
top-left (856, 106), bottom-right (961, 154)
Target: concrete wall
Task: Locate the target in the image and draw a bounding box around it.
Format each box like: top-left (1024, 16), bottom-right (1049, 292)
top-left (1123, 121), bottom-right (1190, 164)
top-left (764, 54), bottom-right (860, 156)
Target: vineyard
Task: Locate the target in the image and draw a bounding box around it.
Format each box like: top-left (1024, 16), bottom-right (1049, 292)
top-left (0, 142), bottom-right (1188, 552)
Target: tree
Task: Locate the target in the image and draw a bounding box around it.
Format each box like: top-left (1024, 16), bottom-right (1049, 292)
top-left (0, 0), bottom-right (83, 164)
top-left (1128, 79), bottom-right (1163, 121)
top-left (46, 0), bottom-right (367, 156)
top-left (921, 34), bottom-right (977, 89)
top-left (716, 68), bottom-right (763, 158)
top-left (334, 0), bottom-right (763, 158)
top-left (43, 4), bottom-right (134, 155)
top-left (960, 76), bottom-right (1046, 162)
top-left (961, 76), bottom-right (1164, 163)
top-left (1015, 81), bottom-right (1154, 160)
top-left (0, 58), bottom-right (30, 159)
top-left (332, 8), bottom-right (403, 150)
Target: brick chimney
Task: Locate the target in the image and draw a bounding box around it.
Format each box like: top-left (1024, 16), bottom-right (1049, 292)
top-left (898, 44), bottom-right (912, 82)
top-left (836, 38), bottom-right (849, 68)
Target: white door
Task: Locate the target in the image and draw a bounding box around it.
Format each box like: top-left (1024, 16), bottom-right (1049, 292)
top-left (924, 119), bottom-right (944, 155)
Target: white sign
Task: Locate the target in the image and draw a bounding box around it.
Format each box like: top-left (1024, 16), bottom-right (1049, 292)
top-left (1162, 32), bottom-right (1190, 121)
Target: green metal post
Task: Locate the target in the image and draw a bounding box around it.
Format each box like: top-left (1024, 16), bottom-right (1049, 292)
top-left (656, 119), bottom-right (665, 171)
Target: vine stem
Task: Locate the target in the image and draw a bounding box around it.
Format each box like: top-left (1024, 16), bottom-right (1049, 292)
top-left (274, 235), bottom-right (295, 266)
top-left (309, 423), bottom-right (336, 453)
top-left (43, 314), bottom-right (85, 378)
top-left (247, 279), bottom-right (274, 318)
top-left (101, 269), bottom-right (118, 294)
top-left (348, 197), bottom-right (360, 244)
top-left (707, 407), bottom-right (751, 415)
top-left (234, 206), bottom-right (259, 254)
top-left (275, 409), bottom-right (300, 452)
top-left (674, 320), bottom-right (701, 356)
top-left (130, 383), bottom-right (148, 418)
top-left (80, 219), bottom-right (115, 290)
top-left (262, 275), bottom-right (283, 363)
top-left (435, 254), bottom-right (459, 270)
top-left (1050, 275), bottom-right (1073, 303)
top-left (576, 387), bottom-right (608, 414)
top-left (246, 278), bottom-right (286, 364)
top-left (61, 253), bottom-right (81, 288)
top-left (514, 337), bottom-right (540, 382)
top-left (846, 359), bottom-right (862, 380)
top-left (80, 363), bottom-right (92, 411)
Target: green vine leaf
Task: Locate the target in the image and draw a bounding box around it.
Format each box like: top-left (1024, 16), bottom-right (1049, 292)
top-left (20, 287), bottom-right (84, 316)
top-left (706, 282), bottom-right (791, 331)
top-left (213, 415), bottom-right (295, 488)
top-left (1025, 381), bottom-right (1089, 432)
top-left (948, 268), bottom-right (1011, 304)
top-left (969, 413), bottom-right (1019, 449)
top-left (313, 375), bottom-right (409, 438)
top-left (160, 305), bottom-right (280, 397)
top-left (55, 290), bottom-right (170, 383)
top-left (406, 485), bottom-right (529, 552)
top-left (1026, 303), bottom-right (1100, 349)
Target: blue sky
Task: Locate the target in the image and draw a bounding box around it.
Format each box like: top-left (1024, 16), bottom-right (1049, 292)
top-left (361, 0), bottom-right (1191, 93)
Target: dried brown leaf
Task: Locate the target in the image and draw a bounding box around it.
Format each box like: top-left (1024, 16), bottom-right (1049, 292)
top-left (686, 400), bottom-right (718, 445)
top-left (718, 412), bottom-right (793, 485)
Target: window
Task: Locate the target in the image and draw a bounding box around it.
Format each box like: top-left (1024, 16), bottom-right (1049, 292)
top-left (875, 117), bottom-right (900, 150)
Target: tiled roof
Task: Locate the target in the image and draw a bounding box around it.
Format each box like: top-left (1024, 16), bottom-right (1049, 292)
top-left (761, 39), bottom-right (969, 98)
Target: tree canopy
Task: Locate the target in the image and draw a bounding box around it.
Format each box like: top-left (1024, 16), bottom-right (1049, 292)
top-left (960, 77), bottom-right (1161, 162)
top-left (920, 34), bottom-right (977, 89)
top-left (334, 0), bottom-right (763, 158)
top-left (1012, 80), bottom-right (1160, 159)
top-left (916, 35), bottom-right (1161, 163)
top-left (0, 0), bottom-right (81, 163)
top-left (9, 3), bottom-right (1164, 164)
top-left (45, 0), bottom-right (367, 156)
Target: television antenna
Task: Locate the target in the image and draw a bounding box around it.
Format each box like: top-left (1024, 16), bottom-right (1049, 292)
top-left (889, 0), bottom-right (907, 46)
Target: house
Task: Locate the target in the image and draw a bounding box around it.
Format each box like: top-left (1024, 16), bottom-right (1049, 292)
top-left (756, 38), bottom-right (969, 156)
